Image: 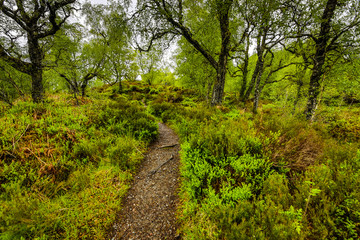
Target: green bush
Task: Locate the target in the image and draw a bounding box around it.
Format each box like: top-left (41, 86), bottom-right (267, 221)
top-left (91, 99), bottom-right (158, 142)
top-left (148, 102), bottom-right (175, 118)
top-left (0, 91), bottom-right (156, 239)
top-left (168, 98), bottom-right (360, 239)
top-left (107, 137), bottom-right (143, 171)
top-left (327, 115), bottom-right (360, 141)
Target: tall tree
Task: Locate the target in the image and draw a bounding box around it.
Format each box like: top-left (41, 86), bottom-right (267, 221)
top-left (82, 1), bottom-right (136, 92)
top-left (138, 47), bottom-right (163, 85)
top-left (50, 30), bottom-right (106, 101)
top-left (174, 2), bottom-right (223, 101)
top-left (306, 0), bottom-right (339, 119)
top-left (0, 0), bottom-right (76, 103)
top-left (285, 0), bottom-right (360, 119)
top-left (232, 0), bottom-right (294, 113)
top-left (135, 0), bottom-right (234, 105)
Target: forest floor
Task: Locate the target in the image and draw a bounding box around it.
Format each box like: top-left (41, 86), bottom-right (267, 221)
top-left (110, 122), bottom-right (181, 240)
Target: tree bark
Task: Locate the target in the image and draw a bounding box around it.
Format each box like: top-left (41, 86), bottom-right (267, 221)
top-left (239, 35), bottom-right (250, 101)
top-left (305, 0), bottom-right (338, 120)
top-left (252, 61), bottom-right (264, 114)
top-left (243, 45), bottom-right (264, 102)
top-left (81, 73), bottom-right (97, 97)
top-left (28, 36), bottom-right (44, 103)
top-left (211, 68), bottom-right (226, 105)
top-left (211, 0), bottom-right (233, 105)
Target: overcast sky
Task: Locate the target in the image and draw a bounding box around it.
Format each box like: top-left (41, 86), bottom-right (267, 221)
top-left (88, 0), bottom-right (109, 4)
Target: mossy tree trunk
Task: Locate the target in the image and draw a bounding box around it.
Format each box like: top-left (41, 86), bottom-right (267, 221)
top-left (211, 0), bottom-right (232, 105)
top-left (239, 34), bottom-right (250, 101)
top-left (28, 36), bottom-right (44, 103)
top-left (305, 0), bottom-right (338, 120)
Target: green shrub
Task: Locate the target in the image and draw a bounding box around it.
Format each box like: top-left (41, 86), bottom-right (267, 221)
top-left (73, 139), bottom-right (100, 164)
top-left (327, 115), bottom-right (360, 141)
top-left (0, 91), bottom-right (154, 239)
top-left (230, 154), bottom-right (273, 195)
top-left (148, 102), bottom-right (174, 118)
top-left (107, 137), bottom-right (143, 171)
top-left (173, 100), bottom-right (360, 239)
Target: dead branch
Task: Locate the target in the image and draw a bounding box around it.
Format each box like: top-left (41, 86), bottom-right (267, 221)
top-left (148, 154), bottom-right (174, 177)
top-left (157, 144), bottom-right (178, 149)
top-left (12, 124), bottom-right (30, 151)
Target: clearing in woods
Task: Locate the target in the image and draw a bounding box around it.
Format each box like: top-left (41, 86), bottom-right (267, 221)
top-left (111, 122), bottom-right (181, 240)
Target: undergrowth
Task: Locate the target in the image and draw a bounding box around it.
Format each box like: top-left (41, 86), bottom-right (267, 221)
top-left (0, 87), bottom-right (158, 239)
top-left (1, 81), bottom-right (360, 239)
top-left (146, 91), bottom-right (360, 239)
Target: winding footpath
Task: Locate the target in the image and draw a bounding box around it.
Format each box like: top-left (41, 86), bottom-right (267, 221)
top-left (111, 122), bottom-right (181, 240)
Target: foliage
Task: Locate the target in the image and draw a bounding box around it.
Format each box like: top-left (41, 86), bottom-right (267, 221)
top-left (0, 87), bottom-right (158, 239)
top-left (143, 89), bottom-right (360, 239)
top-left (0, 0), bottom-right (359, 237)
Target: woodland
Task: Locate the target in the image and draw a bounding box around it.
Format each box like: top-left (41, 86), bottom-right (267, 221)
top-left (1, 0), bottom-right (360, 239)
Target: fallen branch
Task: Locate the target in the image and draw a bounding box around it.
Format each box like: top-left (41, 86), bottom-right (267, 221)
top-left (148, 154), bottom-right (174, 177)
top-left (12, 124), bottom-right (30, 151)
top-left (157, 144), bottom-right (178, 149)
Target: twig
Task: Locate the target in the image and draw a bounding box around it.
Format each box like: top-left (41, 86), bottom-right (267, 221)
top-left (29, 141), bottom-right (46, 165)
top-left (157, 144), bottom-right (178, 149)
top-left (133, 144), bottom-right (144, 156)
top-left (148, 154), bottom-right (174, 177)
top-left (23, 147), bottom-right (46, 165)
top-left (3, 151), bottom-right (17, 159)
top-left (12, 124), bottom-right (30, 151)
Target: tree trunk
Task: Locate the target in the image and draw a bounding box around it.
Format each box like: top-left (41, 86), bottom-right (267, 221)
top-left (306, 61), bottom-right (323, 120)
top-left (81, 84), bottom-right (86, 97)
top-left (239, 35), bottom-right (250, 101)
top-left (211, 68), bottom-right (226, 105)
top-left (81, 73), bottom-right (96, 97)
top-left (305, 0), bottom-right (338, 120)
top-left (118, 80), bottom-right (123, 93)
top-left (28, 37), bottom-right (44, 103)
top-left (252, 62), bottom-right (264, 114)
top-left (210, 0), bottom-right (232, 105)
top-left (242, 45), bottom-right (264, 102)
top-left (112, 60), bottom-right (122, 93)
top-left (292, 79), bottom-right (303, 114)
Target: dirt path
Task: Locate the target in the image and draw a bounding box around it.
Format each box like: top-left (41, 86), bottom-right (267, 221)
top-left (111, 122), bottom-right (181, 240)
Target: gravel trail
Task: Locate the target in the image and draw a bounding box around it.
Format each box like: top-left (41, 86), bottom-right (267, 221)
top-left (111, 122), bottom-right (181, 240)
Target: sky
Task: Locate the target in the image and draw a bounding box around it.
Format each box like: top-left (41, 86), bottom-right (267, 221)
top-left (88, 0), bottom-right (108, 4)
